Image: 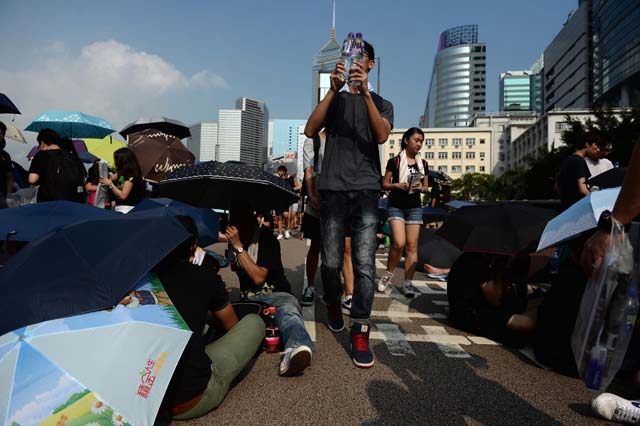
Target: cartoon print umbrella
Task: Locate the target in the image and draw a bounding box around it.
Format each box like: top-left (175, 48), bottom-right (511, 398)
top-left (119, 116), bottom-right (191, 140)
top-left (158, 161), bottom-right (297, 210)
top-left (25, 111), bottom-right (115, 139)
top-left (0, 120), bottom-right (27, 144)
top-left (0, 274), bottom-right (191, 426)
top-left (127, 129), bottom-right (195, 183)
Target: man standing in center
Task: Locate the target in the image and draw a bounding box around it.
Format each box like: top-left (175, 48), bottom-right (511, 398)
top-left (305, 40), bottom-right (393, 368)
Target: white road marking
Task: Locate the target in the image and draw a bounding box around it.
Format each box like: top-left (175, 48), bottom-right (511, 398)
top-left (370, 332), bottom-right (471, 345)
top-left (422, 326), bottom-right (471, 358)
top-left (387, 286), bottom-right (412, 323)
top-left (468, 336), bottom-right (500, 345)
top-left (376, 259), bottom-right (387, 270)
top-left (432, 300), bottom-right (449, 306)
top-left (375, 323), bottom-right (416, 356)
top-left (370, 311), bottom-right (447, 319)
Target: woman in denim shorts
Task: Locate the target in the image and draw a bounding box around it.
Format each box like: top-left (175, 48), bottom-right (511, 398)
top-left (378, 128), bottom-right (429, 297)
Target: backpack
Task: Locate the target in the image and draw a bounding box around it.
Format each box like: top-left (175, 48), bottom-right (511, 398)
top-left (43, 150), bottom-right (86, 202)
top-left (300, 134), bottom-right (321, 198)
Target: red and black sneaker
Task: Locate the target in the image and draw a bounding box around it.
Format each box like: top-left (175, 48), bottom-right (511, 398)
top-left (350, 322), bottom-right (374, 368)
top-left (326, 302), bottom-right (345, 332)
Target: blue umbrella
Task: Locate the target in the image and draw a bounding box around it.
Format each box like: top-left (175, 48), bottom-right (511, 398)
top-left (0, 201), bottom-right (117, 242)
top-left (130, 198), bottom-right (220, 246)
top-left (0, 214), bottom-right (190, 335)
top-left (446, 200), bottom-right (476, 209)
top-left (25, 110), bottom-right (115, 139)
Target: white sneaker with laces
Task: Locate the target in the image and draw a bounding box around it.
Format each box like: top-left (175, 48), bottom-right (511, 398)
top-left (592, 393), bottom-right (640, 425)
top-left (284, 230), bottom-right (291, 239)
top-left (403, 281), bottom-right (417, 298)
top-left (279, 345), bottom-right (312, 376)
top-left (377, 271), bottom-right (393, 293)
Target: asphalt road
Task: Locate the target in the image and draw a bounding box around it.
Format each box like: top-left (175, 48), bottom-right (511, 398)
top-left (183, 237), bottom-right (619, 426)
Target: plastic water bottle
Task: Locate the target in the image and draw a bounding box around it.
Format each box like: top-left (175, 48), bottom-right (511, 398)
top-left (340, 33), bottom-right (354, 83)
top-left (263, 306), bottom-right (280, 353)
top-left (623, 285), bottom-right (639, 333)
top-left (351, 32), bottom-right (364, 86)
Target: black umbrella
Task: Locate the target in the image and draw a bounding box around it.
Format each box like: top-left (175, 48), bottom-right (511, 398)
top-left (0, 215), bottom-right (190, 335)
top-left (417, 229), bottom-right (462, 269)
top-left (436, 202), bottom-right (557, 255)
top-left (158, 161), bottom-right (297, 210)
top-left (588, 167), bottom-right (626, 190)
top-left (428, 169), bottom-right (452, 187)
top-left (422, 207), bottom-right (449, 224)
top-left (0, 93), bottom-right (20, 114)
top-left (120, 116), bottom-right (191, 139)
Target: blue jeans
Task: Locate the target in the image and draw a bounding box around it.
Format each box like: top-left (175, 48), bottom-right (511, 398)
top-left (252, 292), bottom-right (315, 352)
top-left (320, 190), bottom-right (378, 323)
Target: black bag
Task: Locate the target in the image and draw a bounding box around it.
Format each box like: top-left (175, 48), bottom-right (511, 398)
top-left (43, 150), bottom-right (86, 202)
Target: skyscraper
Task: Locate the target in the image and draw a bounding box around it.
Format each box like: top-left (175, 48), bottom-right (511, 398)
top-left (188, 122), bottom-right (218, 162)
top-left (529, 54), bottom-right (544, 115)
top-left (420, 24), bottom-right (486, 128)
top-left (592, 0), bottom-right (640, 106)
top-left (499, 71), bottom-right (532, 112)
top-left (311, 0), bottom-right (341, 109)
top-left (217, 97), bottom-right (269, 168)
top-left (270, 119), bottom-right (307, 158)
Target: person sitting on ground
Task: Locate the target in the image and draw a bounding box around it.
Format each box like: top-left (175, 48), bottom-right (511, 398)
top-left (157, 215), bottom-right (265, 420)
top-left (226, 201), bottom-right (314, 376)
top-left (99, 147), bottom-right (145, 213)
top-left (447, 252), bottom-right (536, 347)
top-left (28, 129), bottom-right (87, 203)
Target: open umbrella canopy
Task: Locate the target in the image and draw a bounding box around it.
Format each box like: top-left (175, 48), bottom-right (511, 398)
top-left (127, 129), bottom-right (195, 182)
top-left (537, 187), bottom-right (621, 251)
top-left (428, 169), bottom-right (452, 187)
top-left (0, 200), bottom-right (117, 242)
top-left (588, 167), bottom-right (626, 190)
top-left (0, 274), bottom-right (191, 426)
top-left (158, 161), bottom-right (298, 210)
top-left (418, 228), bottom-right (462, 269)
top-left (422, 207), bottom-right (449, 224)
top-left (27, 139), bottom-right (89, 159)
top-left (0, 120), bottom-right (27, 143)
top-left (446, 200), bottom-right (476, 209)
top-left (0, 214), bottom-right (190, 335)
top-left (436, 202), bottom-right (557, 255)
top-left (83, 135), bottom-right (126, 168)
top-left (25, 111), bottom-right (115, 139)
top-left (130, 198), bottom-right (220, 246)
top-left (120, 116), bottom-right (191, 139)
top-left (0, 93), bottom-right (20, 114)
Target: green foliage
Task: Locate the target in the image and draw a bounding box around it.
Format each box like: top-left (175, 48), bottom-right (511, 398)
top-left (52, 389), bottom-right (91, 414)
top-left (11, 422), bottom-right (21, 426)
top-left (451, 173), bottom-right (498, 201)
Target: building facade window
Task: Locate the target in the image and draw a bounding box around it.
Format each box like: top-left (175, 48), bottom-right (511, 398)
top-left (480, 152), bottom-right (485, 159)
top-left (465, 165), bottom-right (475, 172)
top-left (480, 138), bottom-right (485, 144)
top-left (425, 152), bottom-right (435, 159)
top-left (438, 152), bottom-right (448, 159)
top-left (452, 151), bottom-right (462, 159)
top-left (466, 138), bottom-right (476, 146)
top-left (465, 152), bottom-right (476, 159)
top-left (452, 138), bottom-right (462, 146)
top-left (425, 138), bottom-right (434, 147)
top-left (438, 138), bottom-right (448, 147)
top-left (452, 165), bottom-right (462, 173)
top-left (438, 166), bottom-right (448, 173)
top-left (480, 166), bottom-right (485, 172)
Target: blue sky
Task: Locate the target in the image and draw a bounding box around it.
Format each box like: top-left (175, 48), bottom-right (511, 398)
top-left (1, 0), bottom-right (576, 151)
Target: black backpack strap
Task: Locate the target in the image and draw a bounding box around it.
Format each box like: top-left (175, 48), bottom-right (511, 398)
top-left (312, 134), bottom-right (321, 170)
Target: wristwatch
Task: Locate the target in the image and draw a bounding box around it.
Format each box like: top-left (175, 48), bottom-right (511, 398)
top-left (234, 246), bottom-right (245, 254)
top-left (598, 210), bottom-right (630, 233)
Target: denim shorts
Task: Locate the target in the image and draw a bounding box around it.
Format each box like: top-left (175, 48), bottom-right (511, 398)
top-left (387, 206), bottom-right (423, 225)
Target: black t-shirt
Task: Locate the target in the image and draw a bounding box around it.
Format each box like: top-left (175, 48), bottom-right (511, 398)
top-left (237, 227), bottom-right (291, 295)
top-left (320, 92), bottom-right (394, 192)
top-left (0, 149), bottom-right (11, 197)
top-left (558, 154), bottom-right (590, 211)
top-left (157, 255), bottom-right (229, 407)
top-left (117, 176), bottom-right (146, 207)
top-left (386, 157), bottom-right (427, 210)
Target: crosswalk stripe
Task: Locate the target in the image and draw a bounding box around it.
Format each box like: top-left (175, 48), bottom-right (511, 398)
top-left (375, 324), bottom-right (416, 356)
top-left (370, 311), bottom-right (447, 319)
top-left (422, 326), bottom-right (471, 358)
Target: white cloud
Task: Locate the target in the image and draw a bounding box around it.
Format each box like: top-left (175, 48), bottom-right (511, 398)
top-left (0, 40), bottom-right (229, 130)
top-left (10, 374), bottom-right (80, 426)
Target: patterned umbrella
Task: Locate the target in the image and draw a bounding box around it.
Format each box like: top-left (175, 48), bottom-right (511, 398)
top-left (0, 93), bottom-right (20, 114)
top-left (0, 274), bottom-right (191, 426)
top-left (0, 120), bottom-right (27, 143)
top-left (120, 116), bottom-right (191, 139)
top-left (158, 160), bottom-right (297, 210)
top-left (25, 111), bottom-right (115, 139)
top-left (127, 129), bottom-right (195, 183)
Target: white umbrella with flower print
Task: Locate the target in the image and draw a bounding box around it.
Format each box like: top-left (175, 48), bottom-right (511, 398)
top-left (0, 274), bottom-right (191, 426)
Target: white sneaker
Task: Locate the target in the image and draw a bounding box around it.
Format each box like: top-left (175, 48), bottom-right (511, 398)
top-left (277, 233), bottom-right (284, 240)
top-left (279, 345), bottom-right (312, 376)
top-left (592, 393), bottom-right (640, 425)
top-left (377, 271), bottom-right (393, 293)
top-left (284, 230), bottom-right (291, 239)
top-left (403, 281), bottom-right (417, 298)
top-left (341, 295), bottom-right (352, 315)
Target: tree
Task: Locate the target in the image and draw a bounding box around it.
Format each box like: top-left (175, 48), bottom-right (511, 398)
top-left (451, 173), bottom-right (498, 201)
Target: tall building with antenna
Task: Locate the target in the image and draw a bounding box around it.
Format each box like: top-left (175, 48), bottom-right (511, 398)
top-left (311, 0), bottom-right (341, 109)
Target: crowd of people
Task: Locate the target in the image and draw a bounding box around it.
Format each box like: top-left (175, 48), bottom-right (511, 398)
top-left (1, 37), bottom-right (639, 423)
